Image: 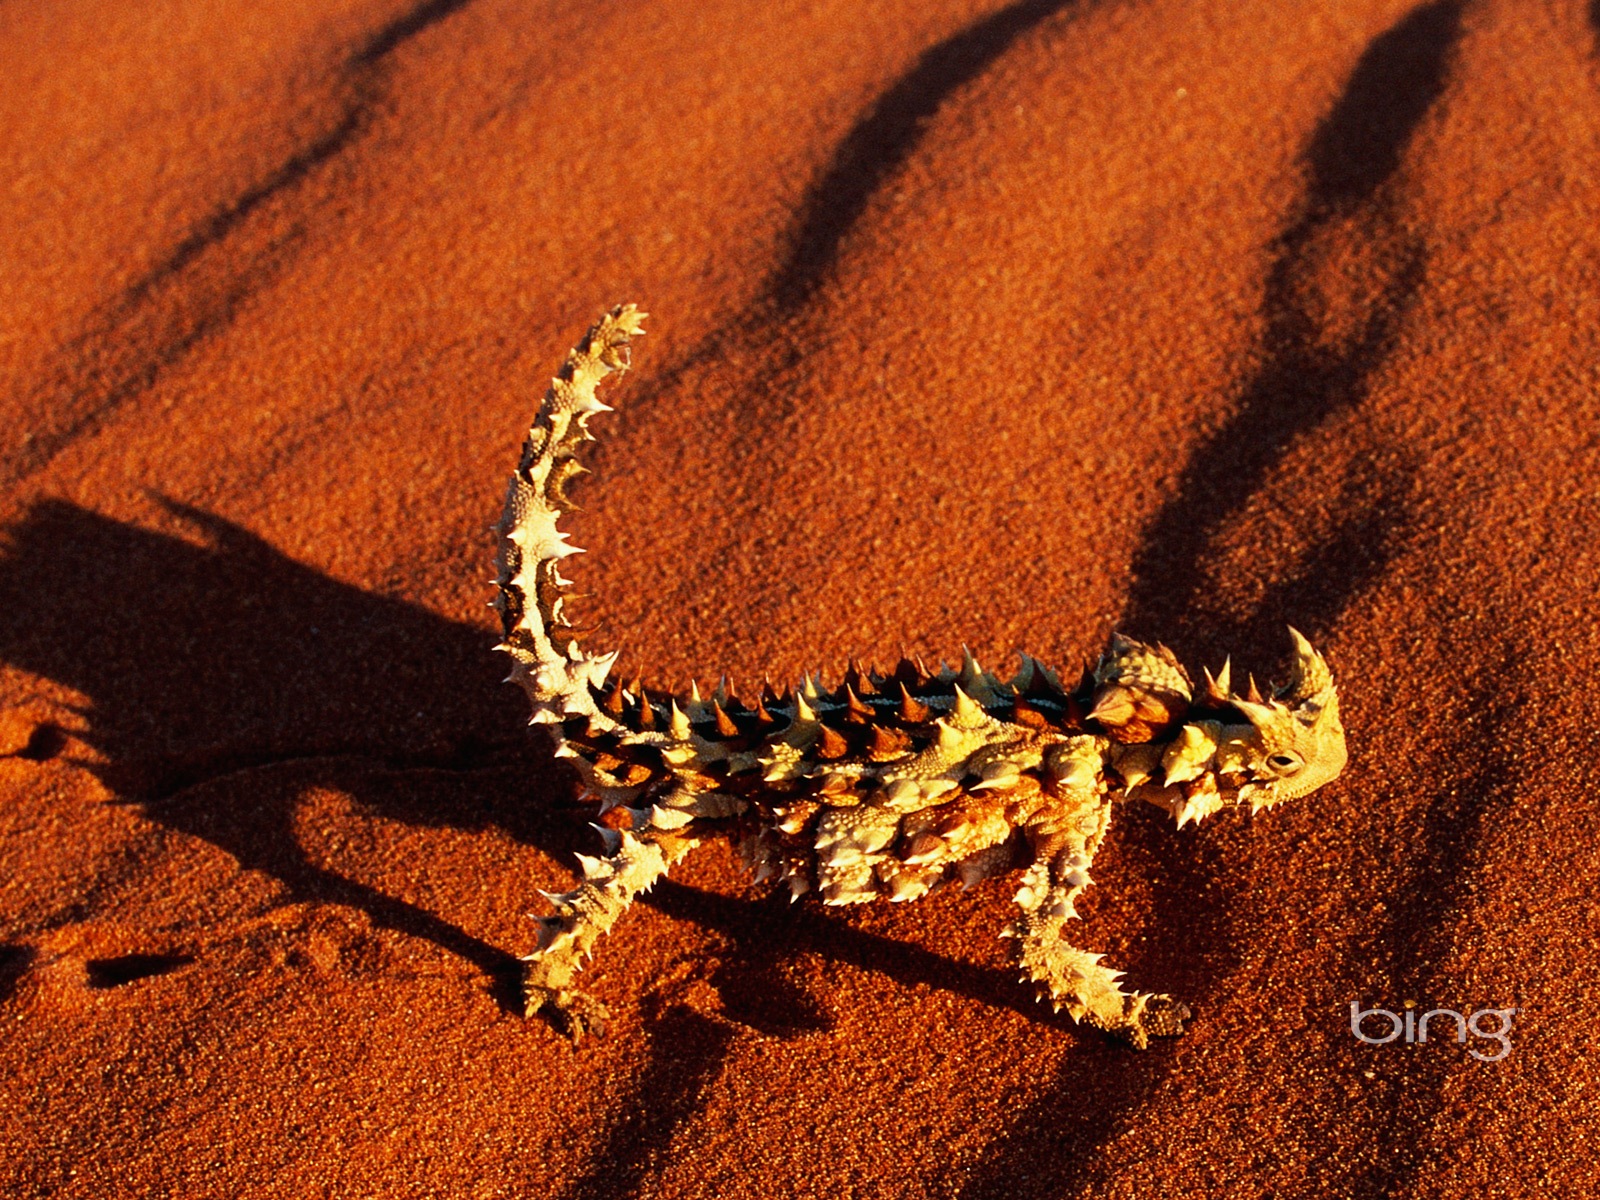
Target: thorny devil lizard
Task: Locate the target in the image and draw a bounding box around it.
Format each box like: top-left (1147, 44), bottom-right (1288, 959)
top-left (494, 305), bottom-right (1348, 1049)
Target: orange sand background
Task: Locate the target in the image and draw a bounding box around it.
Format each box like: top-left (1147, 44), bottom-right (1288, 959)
top-left (3, 0), bottom-right (1598, 1195)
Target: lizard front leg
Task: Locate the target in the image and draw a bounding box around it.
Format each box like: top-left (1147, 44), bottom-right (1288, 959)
top-left (525, 827), bottom-right (697, 1042)
top-left (1010, 793), bottom-right (1189, 1049)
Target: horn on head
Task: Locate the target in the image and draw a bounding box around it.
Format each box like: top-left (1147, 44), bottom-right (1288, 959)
top-left (1278, 627), bottom-right (1333, 704)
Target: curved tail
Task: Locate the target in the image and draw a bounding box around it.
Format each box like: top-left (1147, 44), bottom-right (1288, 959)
top-left (492, 304), bottom-right (644, 730)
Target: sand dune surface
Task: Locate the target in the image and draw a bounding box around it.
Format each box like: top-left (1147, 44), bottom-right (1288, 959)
top-left (3, 0), bottom-right (1598, 1195)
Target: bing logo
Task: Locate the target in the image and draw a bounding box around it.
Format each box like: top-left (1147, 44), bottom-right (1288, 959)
top-left (1349, 1000), bottom-right (1517, 1061)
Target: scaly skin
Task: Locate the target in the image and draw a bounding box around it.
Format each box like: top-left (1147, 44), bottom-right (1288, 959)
top-left (494, 306), bottom-right (1348, 1048)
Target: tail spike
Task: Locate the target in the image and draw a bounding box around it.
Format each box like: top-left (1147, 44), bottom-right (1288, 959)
top-left (588, 823), bottom-right (622, 854)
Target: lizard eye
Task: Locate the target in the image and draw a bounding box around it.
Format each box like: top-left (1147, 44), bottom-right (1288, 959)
top-left (1266, 752), bottom-right (1304, 774)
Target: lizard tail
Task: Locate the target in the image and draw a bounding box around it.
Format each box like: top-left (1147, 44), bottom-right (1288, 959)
top-left (492, 304), bottom-right (645, 730)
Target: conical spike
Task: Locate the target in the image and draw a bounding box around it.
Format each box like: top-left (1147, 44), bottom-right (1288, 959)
top-left (1281, 626), bottom-right (1334, 702)
top-left (959, 646), bottom-right (984, 688)
top-left (668, 699), bottom-right (692, 740)
top-left (635, 695), bottom-right (657, 730)
top-left (897, 684), bottom-right (930, 724)
top-left (817, 724), bottom-right (849, 759)
top-left (1202, 656), bottom-right (1233, 704)
top-left (752, 694), bottom-right (776, 726)
top-left (843, 684), bottom-right (874, 722)
top-left (950, 683), bottom-right (985, 725)
top-left (845, 659), bottom-right (878, 696)
top-left (711, 699), bottom-right (740, 739)
top-left (1232, 698), bottom-right (1281, 731)
top-left (1089, 685), bottom-right (1135, 725)
top-left (599, 679), bottom-right (627, 716)
top-left (868, 723), bottom-right (910, 760)
top-left (1025, 658), bottom-right (1066, 699)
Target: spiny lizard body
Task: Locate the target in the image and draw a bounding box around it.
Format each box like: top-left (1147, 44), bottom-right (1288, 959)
top-left (493, 305), bottom-right (1347, 1048)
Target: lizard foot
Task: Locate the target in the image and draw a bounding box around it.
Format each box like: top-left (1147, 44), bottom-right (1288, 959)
top-left (1106, 993), bottom-right (1190, 1049)
top-left (526, 983), bottom-right (610, 1045)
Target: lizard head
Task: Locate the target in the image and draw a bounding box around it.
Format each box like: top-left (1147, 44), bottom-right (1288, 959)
top-left (1126, 628), bottom-right (1346, 827)
top-left (1219, 627), bottom-right (1346, 813)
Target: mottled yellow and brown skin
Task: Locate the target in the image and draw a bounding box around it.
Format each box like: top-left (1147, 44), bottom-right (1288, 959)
top-left (495, 307), bottom-right (1347, 1047)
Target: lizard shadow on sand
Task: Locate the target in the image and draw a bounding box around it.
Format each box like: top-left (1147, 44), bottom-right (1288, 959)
top-left (0, 498), bottom-right (542, 1009)
top-left (0, 497), bottom-right (1096, 1185)
top-left (0, 499), bottom-right (1051, 1013)
top-left (958, 1), bottom-right (1467, 1196)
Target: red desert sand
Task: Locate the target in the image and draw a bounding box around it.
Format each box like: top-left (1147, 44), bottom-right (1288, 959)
top-left (2, 0), bottom-right (1597, 1196)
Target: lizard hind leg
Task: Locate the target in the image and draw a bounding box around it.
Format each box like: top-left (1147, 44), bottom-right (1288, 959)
top-left (524, 828), bottom-right (697, 1043)
top-left (1011, 796), bottom-right (1189, 1049)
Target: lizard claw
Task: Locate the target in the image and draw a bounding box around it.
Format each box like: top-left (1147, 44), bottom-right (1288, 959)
top-left (526, 983), bottom-right (611, 1045)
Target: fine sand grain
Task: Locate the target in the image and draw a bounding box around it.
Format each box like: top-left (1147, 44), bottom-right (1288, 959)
top-left (3, 0), bottom-right (1597, 1196)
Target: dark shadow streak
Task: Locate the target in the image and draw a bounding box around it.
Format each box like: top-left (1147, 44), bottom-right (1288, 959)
top-left (961, 6), bottom-right (1467, 1197)
top-left (650, 880), bottom-right (1060, 1026)
top-left (549, 878), bottom-right (1123, 1200)
top-left (356, 0), bottom-right (476, 64)
top-left (771, 0), bottom-right (1078, 308)
top-left (85, 952), bottom-right (194, 990)
top-left (0, 946), bottom-right (32, 1005)
top-left (7, 0), bottom-right (483, 489)
top-left (1120, 0), bottom-right (1464, 656)
top-left (954, 804), bottom-right (1234, 1200)
top-left (649, 0), bottom-right (1089, 475)
top-left (547, 1006), bottom-right (736, 1200)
